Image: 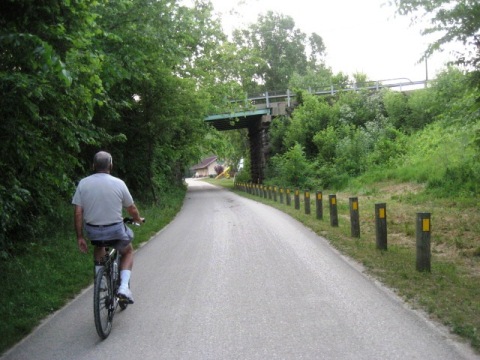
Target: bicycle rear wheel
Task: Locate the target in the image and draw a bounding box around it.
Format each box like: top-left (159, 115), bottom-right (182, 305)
top-left (94, 267), bottom-right (114, 339)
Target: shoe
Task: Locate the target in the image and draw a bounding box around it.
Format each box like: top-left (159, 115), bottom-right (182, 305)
top-left (117, 286), bottom-right (134, 304)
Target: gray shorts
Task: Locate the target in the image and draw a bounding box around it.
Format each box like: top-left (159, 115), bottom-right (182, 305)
top-left (86, 222), bottom-right (133, 250)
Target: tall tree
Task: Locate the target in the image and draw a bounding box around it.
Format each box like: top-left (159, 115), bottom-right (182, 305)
top-left (308, 33), bottom-right (327, 68)
top-left (0, 0), bottom-right (109, 249)
top-left (89, 0), bottom-right (220, 201)
top-left (233, 11), bottom-right (311, 91)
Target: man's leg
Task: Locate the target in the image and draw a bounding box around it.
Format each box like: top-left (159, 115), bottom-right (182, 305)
top-left (94, 246), bottom-right (106, 262)
top-left (118, 243), bottom-right (134, 303)
top-left (93, 246), bottom-right (106, 275)
top-left (119, 243), bottom-right (133, 270)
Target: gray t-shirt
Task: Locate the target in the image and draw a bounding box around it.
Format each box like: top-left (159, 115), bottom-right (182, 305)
top-left (72, 173), bottom-right (134, 225)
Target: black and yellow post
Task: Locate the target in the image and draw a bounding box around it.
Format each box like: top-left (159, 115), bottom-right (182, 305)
top-left (316, 191), bottom-right (323, 220)
top-left (286, 189), bottom-right (291, 206)
top-left (263, 185), bottom-right (267, 199)
top-left (279, 188), bottom-right (284, 204)
top-left (375, 203), bottom-right (387, 250)
top-left (273, 186), bottom-right (277, 202)
top-left (294, 189), bottom-right (300, 210)
top-left (349, 197), bottom-right (360, 238)
top-left (329, 194), bottom-right (338, 227)
top-left (416, 213), bottom-right (431, 272)
top-left (304, 191), bottom-right (311, 215)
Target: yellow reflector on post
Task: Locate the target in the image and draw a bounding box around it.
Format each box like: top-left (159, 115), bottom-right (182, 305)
top-left (423, 218), bottom-right (430, 232)
top-left (379, 208), bottom-right (385, 219)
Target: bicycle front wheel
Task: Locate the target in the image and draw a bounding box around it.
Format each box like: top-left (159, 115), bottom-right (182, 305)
top-left (93, 267), bottom-right (114, 339)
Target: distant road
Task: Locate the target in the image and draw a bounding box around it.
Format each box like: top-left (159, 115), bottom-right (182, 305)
top-left (2, 179), bottom-right (478, 359)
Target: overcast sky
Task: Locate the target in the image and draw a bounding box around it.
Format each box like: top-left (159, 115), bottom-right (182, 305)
top-left (206, 0), bottom-right (458, 83)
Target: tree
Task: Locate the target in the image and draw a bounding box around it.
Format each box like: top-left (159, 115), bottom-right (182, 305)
top-left (308, 33), bottom-right (327, 68)
top-left (0, 0), bottom-right (109, 250)
top-left (284, 92), bottom-right (338, 158)
top-left (267, 143), bottom-right (316, 188)
top-left (289, 66), bottom-right (334, 92)
top-left (383, 90), bottom-right (412, 130)
top-left (233, 11), bottom-right (313, 91)
top-left (0, 0), bottom-right (229, 251)
top-left (88, 0), bottom-right (221, 201)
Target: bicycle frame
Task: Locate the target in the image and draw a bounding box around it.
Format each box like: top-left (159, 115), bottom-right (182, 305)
top-left (93, 245), bottom-right (123, 339)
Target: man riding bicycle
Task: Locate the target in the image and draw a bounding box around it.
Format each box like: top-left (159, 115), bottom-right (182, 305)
top-left (72, 151), bottom-right (143, 304)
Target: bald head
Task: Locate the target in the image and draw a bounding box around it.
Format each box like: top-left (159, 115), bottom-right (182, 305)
top-left (93, 151), bottom-right (112, 173)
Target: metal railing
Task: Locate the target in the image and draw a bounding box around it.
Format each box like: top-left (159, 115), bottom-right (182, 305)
top-left (234, 78), bottom-right (427, 108)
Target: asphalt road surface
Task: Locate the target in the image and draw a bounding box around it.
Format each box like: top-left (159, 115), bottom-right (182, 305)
top-left (2, 179), bottom-right (478, 360)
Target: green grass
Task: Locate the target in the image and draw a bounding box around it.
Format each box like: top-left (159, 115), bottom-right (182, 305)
top-left (217, 178), bottom-right (480, 352)
top-left (0, 187), bottom-right (186, 355)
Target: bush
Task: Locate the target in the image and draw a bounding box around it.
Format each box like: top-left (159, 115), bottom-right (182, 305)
top-left (266, 143), bottom-right (317, 189)
top-left (427, 162), bottom-right (480, 196)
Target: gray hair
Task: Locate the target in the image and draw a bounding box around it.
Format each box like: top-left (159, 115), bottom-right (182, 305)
top-left (93, 151), bottom-right (112, 172)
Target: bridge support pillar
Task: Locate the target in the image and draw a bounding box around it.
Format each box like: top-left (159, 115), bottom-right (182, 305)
top-left (248, 115), bottom-right (271, 184)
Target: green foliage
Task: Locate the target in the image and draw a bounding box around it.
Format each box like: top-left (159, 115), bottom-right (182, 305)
top-left (232, 11), bottom-right (323, 92)
top-left (289, 66), bottom-right (333, 92)
top-left (391, 0), bottom-right (480, 116)
top-left (235, 156), bottom-right (252, 183)
top-left (0, 0), bottom-right (228, 253)
top-left (269, 116), bottom-right (291, 155)
top-left (312, 125), bottom-right (338, 165)
top-left (284, 93), bottom-right (338, 158)
top-left (334, 125), bottom-right (373, 176)
top-left (367, 126), bottom-right (407, 167)
top-left (335, 89), bottom-right (386, 128)
top-left (383, 90), bottom-right (411, 129)
top-left (375, 113), bottom-right (480, 196)
top-left (265, 63), bottom-right (480, 197)
top-left (221, 129), bottom-right (250, 174)
top-left (0, 0), bottom-right (110, 252)
top-left (266, 143), bottom-right (317, 189)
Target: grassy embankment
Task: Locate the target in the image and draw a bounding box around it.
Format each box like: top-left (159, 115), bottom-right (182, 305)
top-left (0, 187), bottom-right (186, 355)
top-left (204, 176), bottom-right (480, 352)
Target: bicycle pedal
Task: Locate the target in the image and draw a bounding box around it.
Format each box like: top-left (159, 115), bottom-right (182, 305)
top-left (117, 294), bottom-right (134, 304)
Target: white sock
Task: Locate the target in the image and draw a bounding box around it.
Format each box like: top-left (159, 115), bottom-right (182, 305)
top-left (120, 270), bottom-right (131, 288)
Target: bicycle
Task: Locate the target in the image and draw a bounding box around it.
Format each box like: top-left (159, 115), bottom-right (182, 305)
top-left (92, 217), bottom-right (142, 339)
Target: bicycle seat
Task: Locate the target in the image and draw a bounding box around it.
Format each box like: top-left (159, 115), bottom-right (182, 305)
top-left (91, 239), bottom-right (120, 247)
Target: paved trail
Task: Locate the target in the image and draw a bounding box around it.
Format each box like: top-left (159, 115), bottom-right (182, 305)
top-left (2, 179), bottom-right (478, 359)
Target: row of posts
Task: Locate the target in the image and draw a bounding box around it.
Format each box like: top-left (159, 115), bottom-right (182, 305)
top-left (235, 182), bottom-right (432, 272)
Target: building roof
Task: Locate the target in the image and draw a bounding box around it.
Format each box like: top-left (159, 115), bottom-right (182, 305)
top-left (191, 156), bottom-right (218, 170)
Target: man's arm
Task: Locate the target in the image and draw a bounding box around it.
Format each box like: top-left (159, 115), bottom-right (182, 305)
top-left (126, 203), bottom-right (143, 224)
top-left (74, 205), bottom-right (88, 253)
